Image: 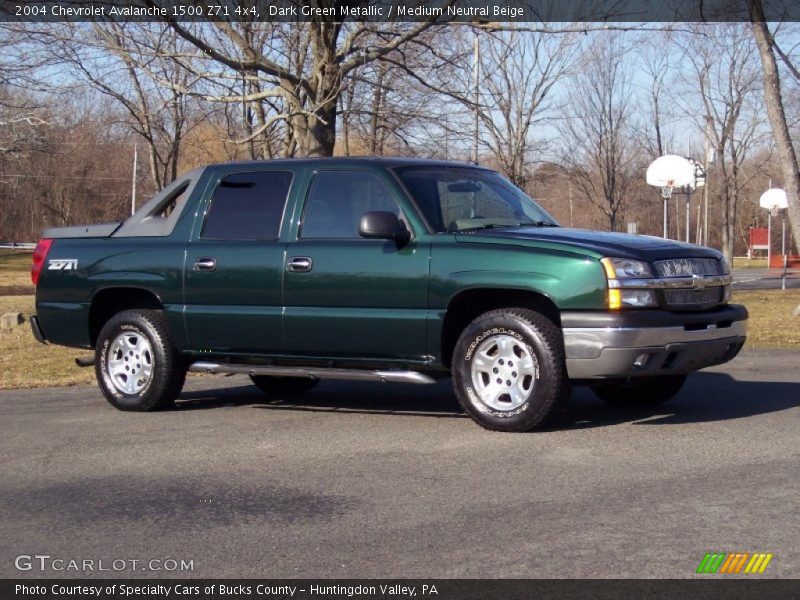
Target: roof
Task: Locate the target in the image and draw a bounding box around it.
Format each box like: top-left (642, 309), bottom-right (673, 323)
top-left (208, 156), bottom-right (492, 170)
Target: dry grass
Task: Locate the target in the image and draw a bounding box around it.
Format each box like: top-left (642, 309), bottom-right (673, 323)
top-left (0, 250), bottom-right (34, 288)
top-left (733, 290), bottom-right (800, 349)
top-left (0, 295), bottom-right (93, 390)
top-left (0, 291), bottom-right (798, 391)
top-left (733, 257), bottom-right (768, 269)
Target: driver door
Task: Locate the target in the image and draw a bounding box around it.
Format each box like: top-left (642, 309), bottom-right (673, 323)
top-left (283, 169), bottom-right (430, 361)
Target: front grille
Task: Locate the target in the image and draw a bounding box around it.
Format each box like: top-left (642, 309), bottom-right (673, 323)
top-left (654, 257), bottom-right (723, 278)
top-left (663, 286), bottom-right (724, 306)
top-left (654, 258), bottom-right (727, 309)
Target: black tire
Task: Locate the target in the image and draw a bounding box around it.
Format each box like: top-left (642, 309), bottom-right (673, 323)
top-left (591, 374), bottom-right (687, 407)
top-left (95, 309), bottom-right (186, 411)
top-left (249, 376), bottom-right (318, 396)
top-left (451, 308), bottom-right (570, 432)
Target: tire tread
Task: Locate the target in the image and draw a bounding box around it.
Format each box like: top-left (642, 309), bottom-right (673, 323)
top-left (95, 309), bottom-right (185, 412)
top-left (452, 307), bottom-right (570, 432)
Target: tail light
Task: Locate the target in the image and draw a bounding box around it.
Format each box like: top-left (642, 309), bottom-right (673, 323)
top-left (31, 238), bottom-right (54, 286)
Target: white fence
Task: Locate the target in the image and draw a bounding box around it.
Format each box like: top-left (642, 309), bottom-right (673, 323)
top-left (0, 243), bottom-right (36, 250)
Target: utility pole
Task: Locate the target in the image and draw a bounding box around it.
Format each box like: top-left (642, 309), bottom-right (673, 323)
top-left (473, 30), bottom-right (480, 164)
top-left (569, 180), bottom-right (574, 228)
top-left (702, 115), bottom-right (712, 245)
top-left (131, 143), bottom-right (138, 216)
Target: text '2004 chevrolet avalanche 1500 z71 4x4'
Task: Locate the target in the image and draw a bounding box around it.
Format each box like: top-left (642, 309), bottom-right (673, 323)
top-left (29, 158), bottom-right (747, 431)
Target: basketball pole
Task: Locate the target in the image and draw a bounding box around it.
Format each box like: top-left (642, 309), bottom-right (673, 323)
top-left (663, 197), bottom-right (668, 239)
top-left (767, 210), bottom-right (772, 268)
top-left (685, 186), bottom-right (691, 243)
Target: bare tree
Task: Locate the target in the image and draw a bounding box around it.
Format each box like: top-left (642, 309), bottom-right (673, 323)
top-left (474, 30), bottom-right (576, 186)
top-left (45, 23), bottom-right (203, 191)
top-left (677, 24), bottom-right (767, 263)
top-left (338, 40), bottom-right (439, 157)
top-left (748, 2), bottom-right (800, 254)
top-left (142, 4), bottom-right (442, 157)
top-left (0, 26), bottom-right (49, 161)
top-left (635, 37), bottom-right (678, 159)
top-left (560, 34), bottom-right (637, 232)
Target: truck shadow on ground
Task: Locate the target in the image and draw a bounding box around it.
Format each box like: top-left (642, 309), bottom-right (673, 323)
top-left (562, 372), bottom-right (800, 430)
top-left (175, 372), bottom-right (800, 429)
top-left (177, 378), bottom-right (467, 419)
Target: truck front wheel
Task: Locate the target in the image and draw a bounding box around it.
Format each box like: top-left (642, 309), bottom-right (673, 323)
top-left (95, 310), bottom-right (186, 411)
top-left (451, 308), bottom-right (570, 432)
top-left (591, 374), bottom-right (687, 407)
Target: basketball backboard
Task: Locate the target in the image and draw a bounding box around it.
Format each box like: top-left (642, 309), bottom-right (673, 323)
top-left (759, 188), bottom-right (788, 212)
top-left (646, 154), bottom-right (697, 189)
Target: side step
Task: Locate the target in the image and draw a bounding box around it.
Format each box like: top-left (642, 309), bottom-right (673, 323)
top-left (188, 361), bottom-right (437, 385)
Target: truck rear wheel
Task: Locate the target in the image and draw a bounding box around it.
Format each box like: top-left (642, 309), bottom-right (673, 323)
top-left (95, 309), bottom-right (186, 411)
top-left (591, 374), bottom-right (687, 407)
top-left (249, 376), bottom-right (318, 396)
top-left (451, 308), bottom-right (570, 432)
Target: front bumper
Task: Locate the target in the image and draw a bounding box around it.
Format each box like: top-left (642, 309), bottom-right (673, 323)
top-left (562, 304), bottom-right (747, 380)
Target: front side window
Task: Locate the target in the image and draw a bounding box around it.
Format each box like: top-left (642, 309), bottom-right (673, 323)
top-left (395, 166), bottom-right (557, 233)
top-left (301, 171), bottom-right (401, 239)
top-left (202, 170), bottom-right (292, 240)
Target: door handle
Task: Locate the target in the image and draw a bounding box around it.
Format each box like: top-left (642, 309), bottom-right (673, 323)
top-left (287, 256), bottom-right (313, 273)
top-left (193, 257), bottom-right (217, 272)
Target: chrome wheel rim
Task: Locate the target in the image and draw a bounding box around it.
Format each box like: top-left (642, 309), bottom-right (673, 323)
top-left (107, 332), bottom-right (154, 395)
top-left (470, 334), bottom-right (538, 411)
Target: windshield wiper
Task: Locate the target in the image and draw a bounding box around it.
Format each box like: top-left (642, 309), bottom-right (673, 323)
top-left (454, 221), bottom-right (559, 233)
top-left (456, 223), bottom-right (509, 232)
top-left (516, 221), bottom-right (559, 227)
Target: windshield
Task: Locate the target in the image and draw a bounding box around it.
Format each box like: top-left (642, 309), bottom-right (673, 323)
top-left (395, 166), bottom-right (558, 233)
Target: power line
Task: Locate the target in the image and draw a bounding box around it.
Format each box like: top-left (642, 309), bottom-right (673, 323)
top-left (0, 173), bottom-right (131, 180)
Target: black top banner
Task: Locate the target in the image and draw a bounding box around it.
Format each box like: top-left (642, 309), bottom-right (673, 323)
top-left (1, 0), bottom-right (798, 23)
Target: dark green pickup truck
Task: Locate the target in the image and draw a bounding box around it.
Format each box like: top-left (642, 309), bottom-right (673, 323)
top-left (30, 158), bottom-right (747, 431)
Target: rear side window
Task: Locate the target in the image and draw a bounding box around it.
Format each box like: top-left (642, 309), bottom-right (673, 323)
top-left (202, 171), bottom-right (292, 240)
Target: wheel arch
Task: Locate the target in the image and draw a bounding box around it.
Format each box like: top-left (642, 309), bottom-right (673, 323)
top-left (88, 287), bottom-right (165, 347)
top-left (441, 287), bottom-right (561, 368)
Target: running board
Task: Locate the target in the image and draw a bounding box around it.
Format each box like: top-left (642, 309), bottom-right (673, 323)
top-left (188, 361), bottom-right (437, 385)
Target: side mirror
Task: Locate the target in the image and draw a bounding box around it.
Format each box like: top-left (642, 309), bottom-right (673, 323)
top-left (359, 211), bottom-right (410, 244)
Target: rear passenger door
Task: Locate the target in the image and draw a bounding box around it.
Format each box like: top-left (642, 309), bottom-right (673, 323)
top-left (183, 169), bottom-right (292, 354)
top-left (283, 169), bottom-right (430, 361)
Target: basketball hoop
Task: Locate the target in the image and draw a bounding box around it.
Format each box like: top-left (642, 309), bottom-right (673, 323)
top-left (760, 189), bottom-right (787, 219)
top-left (646, 155), bottom-right (698, 241)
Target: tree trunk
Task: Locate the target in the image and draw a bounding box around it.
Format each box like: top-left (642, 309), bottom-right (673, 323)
top-left (750, 2), bottom-right (800, 254)
top-left (289, 103), bottom-right (337, 157)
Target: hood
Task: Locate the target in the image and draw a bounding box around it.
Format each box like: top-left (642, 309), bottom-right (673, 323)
top-left (455, 227), bottom-right (723, 262)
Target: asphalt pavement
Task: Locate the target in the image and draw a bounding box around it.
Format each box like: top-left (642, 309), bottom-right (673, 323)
top-left (732, 268), bottom-right (799, 290)
top-left (1, 348), bottom-right (799, 579)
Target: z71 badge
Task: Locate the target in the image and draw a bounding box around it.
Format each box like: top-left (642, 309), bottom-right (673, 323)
top-left (48, 259), bottom-right (78, 270)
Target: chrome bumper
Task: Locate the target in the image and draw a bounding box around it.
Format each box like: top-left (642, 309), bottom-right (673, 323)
top-left (563, 318), bottom-right (746, 380)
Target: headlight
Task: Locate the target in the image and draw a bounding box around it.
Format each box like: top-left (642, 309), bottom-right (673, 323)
top-left (620, 289), bottom-right (658, 308)
top-left (601, 257), bottom-right (658, 310)
top-left (600, 257), bottom-right (653, 279)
